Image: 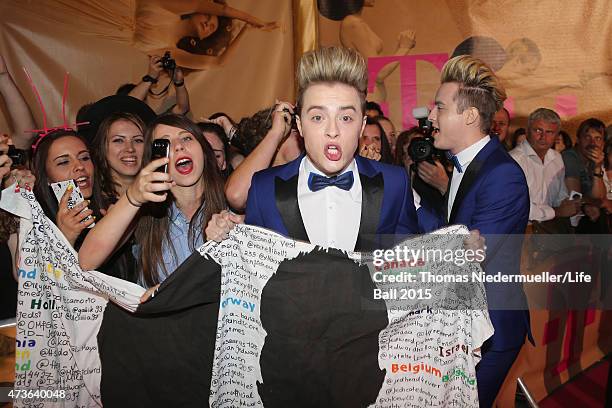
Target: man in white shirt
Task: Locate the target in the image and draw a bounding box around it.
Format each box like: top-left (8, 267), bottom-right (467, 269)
top-left (245, 46), bottom-right (426, 252)
top-left (510, 108), bottom-right (580, 223)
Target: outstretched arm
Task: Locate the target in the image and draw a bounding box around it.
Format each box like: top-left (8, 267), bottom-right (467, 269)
top-left (171, 67), bottom-right (190, 115)
top-left (128, 55), bottom-right (164, 101)
top-left (224, 102), bottom-right (293, 210)
top-left (78, 158), bottom-right (172, 271)
top-left (0, 55), bottom-right (37, 149)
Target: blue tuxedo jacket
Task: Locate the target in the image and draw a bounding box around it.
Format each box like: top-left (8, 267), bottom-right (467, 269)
top-left (445, 137), bottom-right (532, 351)
top-left (245, 155), bottom-right (422, 251)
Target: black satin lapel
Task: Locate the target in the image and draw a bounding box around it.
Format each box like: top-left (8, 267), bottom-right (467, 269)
top-left (443, 180), bottom-right (450, 222)
top-left (449, 159), bottom-right (484, 224)
top-left (354, 173), bottom-right (384, 252)
top-left (274, 175), bottom-right (309, 242)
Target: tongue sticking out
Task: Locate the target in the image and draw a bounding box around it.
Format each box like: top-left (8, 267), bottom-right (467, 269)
top-left (324, 145), bottom-right (342, 161)
top-left (176, 159), bottom-right (193, 175)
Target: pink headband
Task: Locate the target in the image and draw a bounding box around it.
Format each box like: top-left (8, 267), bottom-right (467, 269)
top-left (23, 68), bottom-right (89, 151)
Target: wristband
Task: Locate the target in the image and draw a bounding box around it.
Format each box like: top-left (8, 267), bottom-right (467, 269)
top-left (173, 80), bottom-right (184, 87)
top-left (142, 75), bottom-right (158, 84)
top-left (228, 126), bottom-right (237, 141)
top-left (125, 189), bottom-right (142, 208)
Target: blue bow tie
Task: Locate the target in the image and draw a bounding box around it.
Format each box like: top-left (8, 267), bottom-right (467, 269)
top-left (308, 171), bottom-right (354, 192)
top-left (446, 152), bottom-right (463, 173)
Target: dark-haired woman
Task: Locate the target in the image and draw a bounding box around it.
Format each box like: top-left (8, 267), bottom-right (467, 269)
top-left (358, 116), bottom-right (393, 164)
top-left (89, 112), bottom-right (148, 281)
top-left (91, 112), bottom-right (146, 206)
top-left (79, 115), bottom-right (226, 289)
top-left (32, 130), bottom-right (103, 247)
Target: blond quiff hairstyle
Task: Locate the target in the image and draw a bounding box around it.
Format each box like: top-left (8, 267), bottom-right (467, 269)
top-left (441, 55), bottom-right (506, 134)
top-left (296, 46), bottom-right (368, 115)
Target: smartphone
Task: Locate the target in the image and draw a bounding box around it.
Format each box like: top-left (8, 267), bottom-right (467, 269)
top-left (7, 145), bottom-right (26, 168)
top-left (49, 180), bottom-right (95, 228)
top-left (151, 139), bottom-right (170, 173)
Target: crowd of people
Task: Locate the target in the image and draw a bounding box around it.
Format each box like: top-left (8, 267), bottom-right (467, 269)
top-left (0, 45), bottom-right (611, 406)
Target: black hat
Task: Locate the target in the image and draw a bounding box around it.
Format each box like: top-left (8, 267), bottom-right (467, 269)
top-left (77, 95), bottom-right (156, 140)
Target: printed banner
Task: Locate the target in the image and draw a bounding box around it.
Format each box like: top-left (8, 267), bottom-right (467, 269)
top-left (2, 186), bottom-right (492, 407)
top-left (0, 185), bottom-right (145, 407)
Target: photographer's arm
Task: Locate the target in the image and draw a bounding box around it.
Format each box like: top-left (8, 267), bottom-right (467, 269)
top-left (225, 103), bottom-right (292, 210)
top-left (128, 55), bottom-right (163, 101)
top-left (0, 56), bottom-right (37, 149)
top-left (416, 160), bottom-right (449, 195)
top-left (171, 68), bottom-right (190, 115)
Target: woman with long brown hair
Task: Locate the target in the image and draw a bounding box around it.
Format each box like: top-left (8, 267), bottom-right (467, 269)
top-left (91, 112), bottom-right (147, 206)
top-left (79, 114), bottom-right (226, 288)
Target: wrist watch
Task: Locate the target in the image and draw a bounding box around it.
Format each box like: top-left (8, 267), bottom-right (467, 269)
top-left (142, 75), bottom-right (158, 84)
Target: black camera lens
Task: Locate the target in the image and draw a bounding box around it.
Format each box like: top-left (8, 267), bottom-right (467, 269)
top-left (161, 52), bottom-right (176, 71)
top-left (408, 137), bottom-right (435, 163)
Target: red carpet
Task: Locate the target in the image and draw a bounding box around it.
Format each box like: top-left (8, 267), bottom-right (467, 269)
top-left (539, 359), bottom-right (610, 408)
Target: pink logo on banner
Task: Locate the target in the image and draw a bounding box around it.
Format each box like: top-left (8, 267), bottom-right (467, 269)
top-left (504, 98), bottom-right (515, 119)
top-left (555, 95), bottom-right (578, 118)
top-left (367, 54), bottom-right (448, 129)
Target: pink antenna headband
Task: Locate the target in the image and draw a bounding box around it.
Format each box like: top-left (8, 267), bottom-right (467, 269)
top-left (22, 67), bottom-right (89, 151)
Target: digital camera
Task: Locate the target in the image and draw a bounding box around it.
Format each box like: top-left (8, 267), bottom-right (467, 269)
top-left (161, 52), bottom-right (176, 71)
top-left (408, 107), bottom-right (443, 164)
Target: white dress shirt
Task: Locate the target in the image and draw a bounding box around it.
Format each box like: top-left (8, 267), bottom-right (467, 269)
top-left (509, 141), bottom-right (568, 221)
top-left (297, 156), bottom-right (362, 252)
top-left (447, 136), bottom-right (490, 220)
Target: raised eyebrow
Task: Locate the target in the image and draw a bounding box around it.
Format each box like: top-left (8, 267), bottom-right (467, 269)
top-left (306, 105), bottom-right (325, 113)
top-left (339, 106), bottom-right (357, 112)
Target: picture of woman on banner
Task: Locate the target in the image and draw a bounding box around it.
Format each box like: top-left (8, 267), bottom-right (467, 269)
top-left (318, 0), bottom-right (417, 104)
top-left (133, 0), bottom-right (278, 69)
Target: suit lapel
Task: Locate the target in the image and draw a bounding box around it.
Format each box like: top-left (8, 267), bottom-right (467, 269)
top-left (449, 138), bottom-right (499, 223)
top-left (354, 156), bottom-right (384, 252)
top-left (354, 172), bottom-right (384, 252)
top-left (274, 174), bottom-right (309, 243)
top-left (443, 179), bottom-right (451, 222)
top-left (449, 159), bottom-right (483, 223)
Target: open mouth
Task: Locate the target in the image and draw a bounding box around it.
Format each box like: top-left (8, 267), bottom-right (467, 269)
top-left (75, 176), bottom-right (90, 190)
top-left (175, 157), bottom-right (193, 175)
top-left (431, 127), bottom-right (440, 136)
top-left (121, 156), bottom-right (138, 166)
top-left (324, 144), bottom-right (342, 161)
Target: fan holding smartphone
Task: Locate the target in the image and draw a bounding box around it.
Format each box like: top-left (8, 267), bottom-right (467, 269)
top-left (30, 130), bottom-right (105, 247)
top-left (79, 115), bottom-right (226, 292)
